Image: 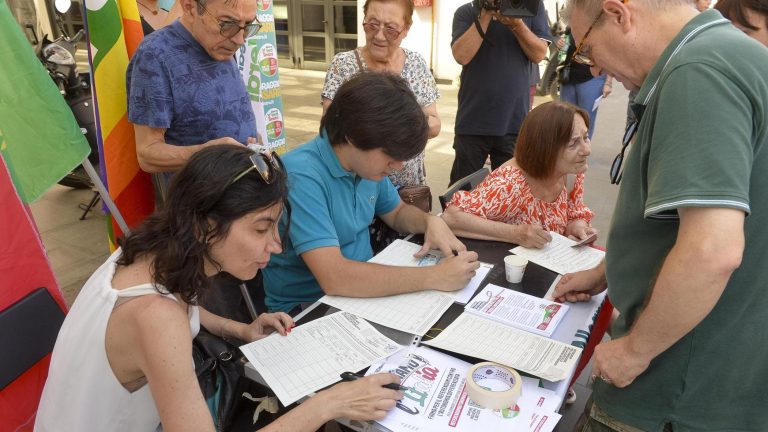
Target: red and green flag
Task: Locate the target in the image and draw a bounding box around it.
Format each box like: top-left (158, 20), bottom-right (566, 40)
top-left (85, 0), bottom-right (154, 248)
top-left (0, 0), bottom-right (90, 203)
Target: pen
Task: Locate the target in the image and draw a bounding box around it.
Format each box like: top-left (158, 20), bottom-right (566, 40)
top-left (340, 371), bottom-right (411, 391)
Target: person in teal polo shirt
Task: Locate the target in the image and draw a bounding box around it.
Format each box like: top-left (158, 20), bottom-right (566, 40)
top-left (553, 1), bottom-right (768, 430)
top-left (263, 72), bottom-right (480, 314)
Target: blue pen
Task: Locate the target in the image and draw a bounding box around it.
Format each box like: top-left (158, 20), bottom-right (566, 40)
top-left (340, 371), bottom-right (411, 391)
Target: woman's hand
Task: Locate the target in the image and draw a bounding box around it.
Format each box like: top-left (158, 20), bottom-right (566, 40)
top-left (243, 312), bottom-right (294, 342)
top-left (513, 224), bottom-right (551, 248)
top-left (321, 373), bottom-right (403, 421)
top-left (565, 219), bottom-right (596, 242)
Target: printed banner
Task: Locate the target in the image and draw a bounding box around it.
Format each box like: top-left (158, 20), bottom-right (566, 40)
top-left (237, 0), bottom-right (286, 152)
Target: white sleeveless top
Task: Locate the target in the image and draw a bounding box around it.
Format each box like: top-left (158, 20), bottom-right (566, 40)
top-left (35, 250), bottom-right (200, 432)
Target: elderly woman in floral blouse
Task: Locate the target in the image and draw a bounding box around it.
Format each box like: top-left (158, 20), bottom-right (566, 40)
top-left (321, 0), bottom-right (439, 188)
top-left (442, 101), bottom-right (597, 249)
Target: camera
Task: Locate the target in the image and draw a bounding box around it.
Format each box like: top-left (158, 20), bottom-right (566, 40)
top-left (473, 0), bottom-right (539, 17)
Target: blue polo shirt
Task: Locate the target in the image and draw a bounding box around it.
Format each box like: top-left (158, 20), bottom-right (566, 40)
top-left (262, 133), bottom-right (401, 312)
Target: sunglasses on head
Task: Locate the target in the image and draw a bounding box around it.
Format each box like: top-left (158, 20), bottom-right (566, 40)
top-left (231, 151), bottom-right (284, 185)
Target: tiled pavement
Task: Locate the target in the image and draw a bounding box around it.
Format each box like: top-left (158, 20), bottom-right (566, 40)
top-left (30, 67), bottom-right (630, 431)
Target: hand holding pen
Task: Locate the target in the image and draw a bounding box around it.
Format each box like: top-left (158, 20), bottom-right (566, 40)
top-left (340, 371), bottom-right (411, 391)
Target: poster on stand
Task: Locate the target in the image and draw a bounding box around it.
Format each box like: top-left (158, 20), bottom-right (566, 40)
top-left (237, 0), bottom-right (286, 152)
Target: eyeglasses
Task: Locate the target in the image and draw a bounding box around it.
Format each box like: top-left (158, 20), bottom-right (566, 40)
top-left (609, 119), bottom-right (638, 184)
top-left (572, 0), bottom-right (629, 66)
top-left (231, 151), bottom-right (284, 185)
top-left (197, 1), bottom-right (262, 38)
top-left (572, 11), bottom-right (605, 66)
top-left (362, 21), bottom-right (403, 41)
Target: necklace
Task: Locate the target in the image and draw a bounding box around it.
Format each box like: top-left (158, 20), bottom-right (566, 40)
top-left (137, 0), bottom-right (158, 15)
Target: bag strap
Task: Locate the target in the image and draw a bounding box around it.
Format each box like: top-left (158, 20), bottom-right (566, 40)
top-left (353, 48), bottom-right (365, 72)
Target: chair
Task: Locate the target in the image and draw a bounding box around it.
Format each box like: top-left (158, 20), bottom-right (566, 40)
top-left (438, 168), bottom-right (490, 211)
top-left (0, 287), bottom-right (65, 390)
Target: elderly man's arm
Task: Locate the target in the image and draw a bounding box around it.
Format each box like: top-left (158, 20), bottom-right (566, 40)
top-left (497, 16), bottom-right (549, 63)
top-left (133, 124), bottom-right (243, 173)
top-left (592, 207), bottom-right (744, 387)
top-left (452, 9), bottom-right (494, 65)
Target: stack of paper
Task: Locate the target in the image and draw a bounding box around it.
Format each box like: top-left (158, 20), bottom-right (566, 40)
top-left (321, 290), bottom-right (454, 335)
top-left (511, 232), bottom-right (604, 275)
top-left (240, 311), bottom-right (403, 406)
top-left (465, 284), bottom-right (569, 337)
top-left (369, 239), bottom-right (492, 304)
top-left (321, 240), bottom-right (493, 335)
top-left (423, 313), bottom-right (581, 382)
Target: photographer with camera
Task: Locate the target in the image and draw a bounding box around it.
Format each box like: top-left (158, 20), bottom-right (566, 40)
top-left (449, 0), bottom-right (550, 185)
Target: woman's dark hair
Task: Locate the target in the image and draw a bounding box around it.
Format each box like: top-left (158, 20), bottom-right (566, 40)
top-left (320, 72), bottom-right (428, 161)
top-left (363, 0), bottom-right (415, 27)
top-left (514, 101), bottom-right (590, 179)
top-left (117, 145), bottom-right (289, 304)
top-left (715, 0), bottom-right (768, 32)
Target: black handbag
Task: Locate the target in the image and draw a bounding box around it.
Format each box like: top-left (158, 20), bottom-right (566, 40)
top-left (193, 329), bottom-right (244, 431)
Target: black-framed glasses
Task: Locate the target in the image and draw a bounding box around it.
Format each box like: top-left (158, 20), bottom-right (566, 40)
top-left (197, 1), bottom-right (262, 38)
top-left (362, 21), bottom-right (404, 41)
top-left (610, 120), bottom-right (638, 184)
top-left (231, 151), bottom-right (284, 185)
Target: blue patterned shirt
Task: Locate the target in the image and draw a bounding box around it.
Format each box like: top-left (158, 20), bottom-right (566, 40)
top-left (127, 20), bottom-right (256, 148)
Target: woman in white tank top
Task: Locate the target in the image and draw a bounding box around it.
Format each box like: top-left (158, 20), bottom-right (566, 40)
top-left (35, 145), bottom-right (403, 432)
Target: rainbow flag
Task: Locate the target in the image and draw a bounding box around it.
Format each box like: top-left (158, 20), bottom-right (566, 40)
top-left (85, 0), bottom-right (154, 248)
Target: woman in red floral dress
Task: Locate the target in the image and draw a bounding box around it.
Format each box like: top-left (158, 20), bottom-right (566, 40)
top-left (442, 101), bottom-right (596, 248)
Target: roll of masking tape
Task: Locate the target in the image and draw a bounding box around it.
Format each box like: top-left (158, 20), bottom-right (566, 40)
top-left (465, 362), bottom-right (523, 410)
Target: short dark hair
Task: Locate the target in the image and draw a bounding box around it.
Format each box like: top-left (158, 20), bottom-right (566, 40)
top-left (514, 101), bottom-right (590, 179)
top-left (320, 72), bottom-right (428, 161)
top-left (715, 0), bottom-right (768, 32)
top-left (363, 0), bottom-right (415, 27)
top-left (117, 145), bottom-right (289, 304)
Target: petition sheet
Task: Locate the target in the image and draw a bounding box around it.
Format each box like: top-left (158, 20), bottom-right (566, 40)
top-left (511, 232), bottom-right (604, 275)
top-left (321, 290), bottom-right (454, 335)
top-left (366, 346), bottom-right (561, 432)
top-left (423, 313), bottom-right (581, 382)
top-left (369, 239), bottom-right (493, 304)
top-left (239, 311), bottom-right (403, 406)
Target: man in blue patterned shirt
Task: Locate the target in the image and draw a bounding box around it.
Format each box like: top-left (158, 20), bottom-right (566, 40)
top-left (127, 0), bottom-right (260, 196)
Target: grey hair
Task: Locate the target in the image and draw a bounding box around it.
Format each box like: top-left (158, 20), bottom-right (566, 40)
top-left (563, 0), bottom-right (696, 23)
top-left (194, 0), bottom-right (240, 14)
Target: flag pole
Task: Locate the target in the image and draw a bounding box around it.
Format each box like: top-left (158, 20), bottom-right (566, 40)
top-left (81, 159), bottom-right (131, 236)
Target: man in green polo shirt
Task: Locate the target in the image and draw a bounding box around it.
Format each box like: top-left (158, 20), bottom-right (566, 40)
top-left (553, 0), bottom-right (768, 430)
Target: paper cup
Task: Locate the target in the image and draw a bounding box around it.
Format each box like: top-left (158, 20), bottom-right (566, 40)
top-left (504, 255), bottom-right (528, 283)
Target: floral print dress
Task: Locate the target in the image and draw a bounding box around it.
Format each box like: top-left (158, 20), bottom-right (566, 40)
top-left (448, 165), bottom-right (594, 234)
top-left (321, 48), bottom-right (440, 187)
